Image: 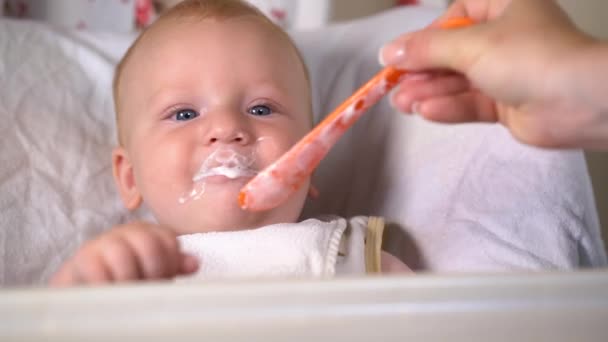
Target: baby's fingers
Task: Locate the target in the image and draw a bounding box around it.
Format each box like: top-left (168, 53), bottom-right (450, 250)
top-left (121, 227), bottom-right (186, 280)
top-left (100, 238), bottom-right (142, 282)
top-left (50, 251), bottom-right (112, 287)
top-left (179, 253), bottom-right (199, 275)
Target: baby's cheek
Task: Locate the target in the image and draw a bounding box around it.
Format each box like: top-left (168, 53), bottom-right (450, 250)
top-left (254, 135), bottom-right (287, 165)
top-left (135, 149), bottom-right (191, 202)
top-left (138, 168), bottom-right (189, 229)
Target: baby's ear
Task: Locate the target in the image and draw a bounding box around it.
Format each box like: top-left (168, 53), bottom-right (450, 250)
top-left (112, 147), bottom-right (143, 210)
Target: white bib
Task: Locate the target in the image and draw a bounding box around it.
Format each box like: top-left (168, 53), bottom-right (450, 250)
top-left (177, 216), bottom-right (380, 280)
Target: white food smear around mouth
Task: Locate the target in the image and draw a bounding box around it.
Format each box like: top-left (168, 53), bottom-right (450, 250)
top-left (198, 165), bottom-right (252, 180)
top-left (178, 182), bottom-right (206, 204)
top-left (178, 137), bottom-right (274, 204)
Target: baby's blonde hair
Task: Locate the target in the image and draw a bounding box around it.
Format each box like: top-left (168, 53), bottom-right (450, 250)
top-left (113, 0), bottom-right (311, 145)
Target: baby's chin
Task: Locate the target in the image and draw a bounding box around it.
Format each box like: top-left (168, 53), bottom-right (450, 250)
top-left (174, 179), bottom-right (268, 233)
top-left (176, 210), bottom-right (268, 235)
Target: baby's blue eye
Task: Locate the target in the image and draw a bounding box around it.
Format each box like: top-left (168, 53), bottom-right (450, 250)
top-left (174, 109), bottom-right (199, 121)
top-left (248, 105), bottom-right (273, 116)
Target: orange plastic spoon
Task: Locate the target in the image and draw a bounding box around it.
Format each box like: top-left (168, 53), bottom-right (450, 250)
top-left (239, 17), bottom-right (474, 211)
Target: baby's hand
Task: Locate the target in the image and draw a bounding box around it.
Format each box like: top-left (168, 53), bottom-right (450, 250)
top-left (50, 222), bottom-right (198, 287)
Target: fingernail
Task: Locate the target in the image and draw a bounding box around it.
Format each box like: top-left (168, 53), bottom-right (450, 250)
top-left (379, 42), bottom-right (407, 66)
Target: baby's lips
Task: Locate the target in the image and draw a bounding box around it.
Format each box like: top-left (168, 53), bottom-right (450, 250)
top-left (192, 148), bottom-right (258, 179)
top-left (193, 166), bottom-right (258, 183)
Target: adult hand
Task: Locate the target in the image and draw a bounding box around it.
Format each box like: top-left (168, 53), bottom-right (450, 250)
top-left (381, 0), bottom-right (608, 149)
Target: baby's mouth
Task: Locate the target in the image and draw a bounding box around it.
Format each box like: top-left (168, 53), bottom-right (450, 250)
top-left (179, 147), bottom-right (259, 205)
top-left (192, 147), bottom-right (258, 182)
top-left (193, 165), bottom-right (257, 182)
top-left (179, 136), bottom-right (282, 205)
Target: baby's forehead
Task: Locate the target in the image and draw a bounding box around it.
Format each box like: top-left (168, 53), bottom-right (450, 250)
top-left (121, 16), bottom-right (307, 87)
top-left (133, 19), bottom-right (292, 74)
top-left (143, 16), bottom-right (290, 51)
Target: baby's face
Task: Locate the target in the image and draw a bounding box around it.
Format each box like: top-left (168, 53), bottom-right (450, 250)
top-left (113, 16), bottom-right (311, 234)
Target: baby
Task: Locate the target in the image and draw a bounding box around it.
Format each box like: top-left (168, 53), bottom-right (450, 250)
top-left (50, 0), bottom-right (408, 286)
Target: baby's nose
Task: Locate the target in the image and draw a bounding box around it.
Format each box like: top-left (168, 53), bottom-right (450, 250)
top-left (205, 115), bottom-right (252, 146)
top-left (207, 129), bottom-right (249, 145)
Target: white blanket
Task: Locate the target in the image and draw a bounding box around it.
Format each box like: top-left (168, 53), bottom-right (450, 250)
top-left (0, 7), bottom-right (605, 286)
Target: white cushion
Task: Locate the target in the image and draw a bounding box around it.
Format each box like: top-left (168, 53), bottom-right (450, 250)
top-left (0, 7), bottom-right (605, 286)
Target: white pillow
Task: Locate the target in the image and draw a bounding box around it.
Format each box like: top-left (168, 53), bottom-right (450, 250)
top-left (0, 19), bottom-right (142, 286)
top-left (0, 7), bottom-right (605, 286)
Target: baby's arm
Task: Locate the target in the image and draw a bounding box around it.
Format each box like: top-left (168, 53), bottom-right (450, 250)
top-left (50, 222), bottom-right (198, 287)
top-left (381, 251), bottom-right (412, 273)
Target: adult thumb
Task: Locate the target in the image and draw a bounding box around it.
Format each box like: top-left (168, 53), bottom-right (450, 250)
top-left (380, 25), bottom-right (483, 74)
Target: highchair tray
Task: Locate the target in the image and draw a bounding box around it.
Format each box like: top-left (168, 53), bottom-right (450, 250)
top-left (1, 271), bottom-right (607, 341)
